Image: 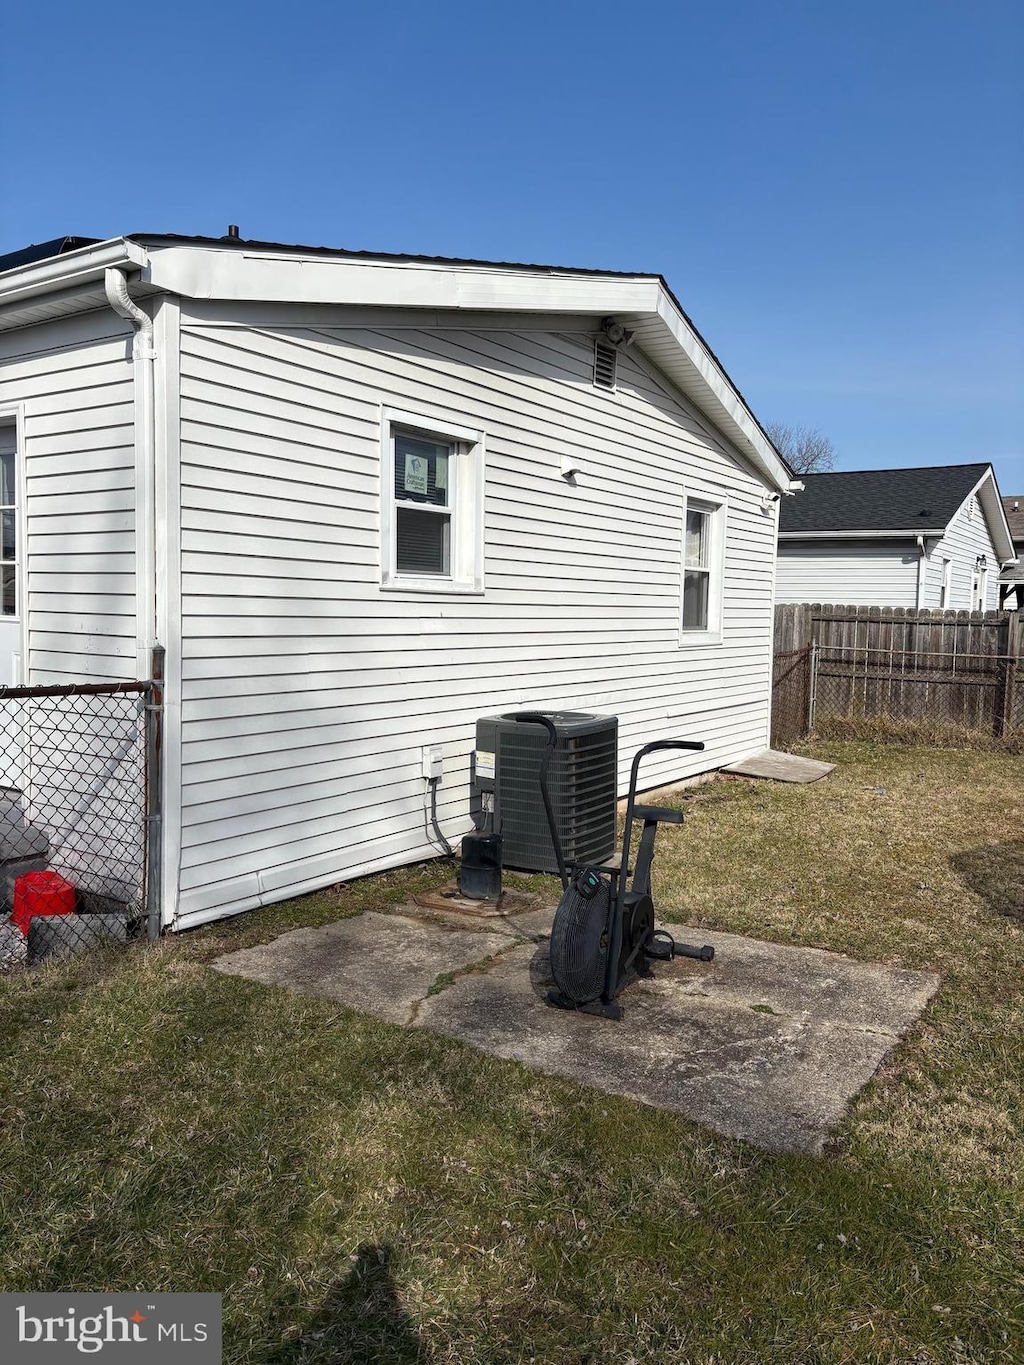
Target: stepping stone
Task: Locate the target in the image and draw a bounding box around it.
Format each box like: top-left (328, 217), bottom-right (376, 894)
top-left (722, 749), bottom-right (835, 783)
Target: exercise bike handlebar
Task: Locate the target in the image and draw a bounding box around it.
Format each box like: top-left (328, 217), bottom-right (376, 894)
top-left (506, 712), bottom-right (569, 890)
top-left (619, 738), bottom-right (705, 903)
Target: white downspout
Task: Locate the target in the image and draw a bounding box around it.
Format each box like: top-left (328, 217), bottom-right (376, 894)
top-left (105, 268), bottom-right (157, 672)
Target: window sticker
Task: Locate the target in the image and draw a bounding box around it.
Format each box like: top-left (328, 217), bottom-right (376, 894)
top-left (403, 453), bottom-right (429, 497)
top-left (434, 453), bottom-right (448, 492)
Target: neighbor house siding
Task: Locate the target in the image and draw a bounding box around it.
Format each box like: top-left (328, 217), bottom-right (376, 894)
top-left (775, 541), bottom-right (919, 607)
top-left (173, 311), bottom-right (776, 925)
top-left (0, 311), bottom-right (137, 682)
top-left (923, 497), bottom-right (1000, 610)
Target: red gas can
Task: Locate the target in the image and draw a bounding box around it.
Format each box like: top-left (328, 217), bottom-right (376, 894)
top-left (12, 871), bottom-right (76, 935)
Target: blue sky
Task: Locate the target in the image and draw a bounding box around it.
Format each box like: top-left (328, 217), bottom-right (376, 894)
top-left (3, 0), bottom-right (1022, 490)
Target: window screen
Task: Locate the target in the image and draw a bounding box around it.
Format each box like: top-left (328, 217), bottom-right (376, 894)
top-left (682, 507), bottom-right (710, 630)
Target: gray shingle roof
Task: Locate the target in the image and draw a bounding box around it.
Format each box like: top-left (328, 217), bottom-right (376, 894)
top-left (1001, 495), bottom-right (1024, 545)
top-left (780, 464), bottom-right (990, 534)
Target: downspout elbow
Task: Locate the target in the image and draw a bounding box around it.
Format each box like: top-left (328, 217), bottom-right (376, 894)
top-left (105, 268), bottom-right (154, 355)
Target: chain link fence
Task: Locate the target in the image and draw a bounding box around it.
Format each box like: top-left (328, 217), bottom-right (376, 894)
top-left (772, 643), bottom-right (1024, 751)
top-left (0, 681), bottom-right (159, 973)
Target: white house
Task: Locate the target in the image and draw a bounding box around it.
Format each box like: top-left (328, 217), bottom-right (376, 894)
top-left (0, 232), bottom-right (797, 930)
top-left (775, 464), bottom-right (1017, 610)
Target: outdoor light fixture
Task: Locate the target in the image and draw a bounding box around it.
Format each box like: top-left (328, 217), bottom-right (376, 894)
top-left (601, 317), bottom-right (635, 348)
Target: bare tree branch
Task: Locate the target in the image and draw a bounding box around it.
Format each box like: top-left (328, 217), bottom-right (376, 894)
top-left (765, 422), bottom-right (838, 475)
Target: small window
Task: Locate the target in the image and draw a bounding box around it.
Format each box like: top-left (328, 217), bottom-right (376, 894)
top-left (939, 557), bottom-right (952, 609)
top-left (0, 430), bottom-right (16, 617)
top-left (381, 409), bottom-right (484, 593)
top-left (394, 433), bottom-right (452, 576)
top-left (681, 494), bottom-right (725, 639)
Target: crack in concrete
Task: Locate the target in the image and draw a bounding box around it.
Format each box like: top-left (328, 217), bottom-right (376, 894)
top-left (405, 934), bottom-right (544, 1026)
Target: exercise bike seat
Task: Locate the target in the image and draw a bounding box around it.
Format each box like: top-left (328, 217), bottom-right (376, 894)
top-left (632, 805), bottom-right (684, 825)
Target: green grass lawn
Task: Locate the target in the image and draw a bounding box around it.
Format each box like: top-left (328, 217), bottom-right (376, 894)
top-left (1, 743), bottom-right (1021, 1364)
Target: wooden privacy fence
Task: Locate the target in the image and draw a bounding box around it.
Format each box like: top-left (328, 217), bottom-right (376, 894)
top-left (772, 604), bottom-right (1024, 747)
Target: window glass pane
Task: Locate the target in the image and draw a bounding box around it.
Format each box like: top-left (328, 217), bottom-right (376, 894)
top-left (682, 569), bottom-right (709, 630)
top-left (685, 509), bottom-right (708, 567)
top-left (397, 507), bottom-right (450, 576)
top-left (1, 564), bottom-right (15, 616)
top-left (1, 510), bottom-right (14, 561)
top-left (0, 452), bottom-right (13, 507)
top-left (395, 434), bottom-right (450, 507)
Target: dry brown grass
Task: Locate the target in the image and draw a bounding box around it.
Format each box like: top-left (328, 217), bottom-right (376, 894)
top-left (0, 742), bottom-right (1021, 1363)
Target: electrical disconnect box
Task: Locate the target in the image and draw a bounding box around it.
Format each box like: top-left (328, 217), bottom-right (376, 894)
top-left (421, 745), bottom-right (444, 781)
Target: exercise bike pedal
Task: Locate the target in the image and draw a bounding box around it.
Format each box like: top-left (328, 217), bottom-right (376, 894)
top-left (674, 942), bottom-right (715, 962)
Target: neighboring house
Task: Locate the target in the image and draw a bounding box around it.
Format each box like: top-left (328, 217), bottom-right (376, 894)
top-left (0, 232), bottom-right (798, 930)
top-left (999, 495), bottom-right (1024, 609)
top-left (775, 464), bottom-right (1017, 610)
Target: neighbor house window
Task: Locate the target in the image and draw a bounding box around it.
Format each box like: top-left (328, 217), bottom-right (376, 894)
top-left (939, 557), bottom-right (952, 609)
top-left (381, 409), bottom-right (485, 593)
top-left (681, 494), bottom-right (725, 639)
top-left (0, 430), bottom-right (15, 616)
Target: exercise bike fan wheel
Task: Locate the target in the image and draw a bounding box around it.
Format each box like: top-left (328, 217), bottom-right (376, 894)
top-left (548, 875), bottom-right (612, 1007)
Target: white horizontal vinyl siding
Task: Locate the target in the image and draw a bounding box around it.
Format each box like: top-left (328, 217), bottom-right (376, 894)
top-left (175, 313), bottom-right (777, 925)
top-left (0, 312), bottom-right (137, 681)
top-left (924, 499), bottom-right (1000, 610)
top-left (775, 541), bottom-right (919, 607)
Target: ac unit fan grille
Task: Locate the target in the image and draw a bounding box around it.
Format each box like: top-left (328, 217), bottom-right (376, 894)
top-left (496, 722), bottom-right (617, 873)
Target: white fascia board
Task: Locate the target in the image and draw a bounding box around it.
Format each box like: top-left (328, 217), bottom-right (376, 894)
top-left (141, 245), bottom-right (792, 491)
top-left (0, 237), bottom-right (147, 306)
top-left (141, 244), bottom-right (661, 314)
top-left (650, 289), bottom-right (792, 492)
top-left (779, 529), bottom-right (943, 540)
top-left (962, 467), bottom-right (1016, 562)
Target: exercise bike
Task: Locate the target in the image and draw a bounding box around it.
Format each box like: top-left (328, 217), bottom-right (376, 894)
top-left (510, 713), bottom-right (715, 1021)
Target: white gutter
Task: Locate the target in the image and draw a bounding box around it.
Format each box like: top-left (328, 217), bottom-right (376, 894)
top-left (0, 238), bottom-right (146, 306)
top-left (104, 268), bottom-right (158, 670)
top-left (779, 528), bottom-right (946, 540)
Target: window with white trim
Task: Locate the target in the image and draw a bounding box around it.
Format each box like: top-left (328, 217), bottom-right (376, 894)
top-left (681, 494), bottom-right (725, 639)
top-left (939, 557), bottom-right (952, 609)
top-left (381, 410), bottom-right (484, 593)
top-left (0, 429), bottom-right (16, 617)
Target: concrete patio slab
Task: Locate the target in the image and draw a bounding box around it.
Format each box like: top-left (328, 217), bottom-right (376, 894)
top-left (211, 912), bottom-right (510, 1026)
top-left (418, 934), bottom-right (938, 1154)
top-left (211, 910), bottom-right (939, 1155)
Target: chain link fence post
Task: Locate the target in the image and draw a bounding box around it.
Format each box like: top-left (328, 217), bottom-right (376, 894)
top-left (807, 642), bottom-right (818, 736)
